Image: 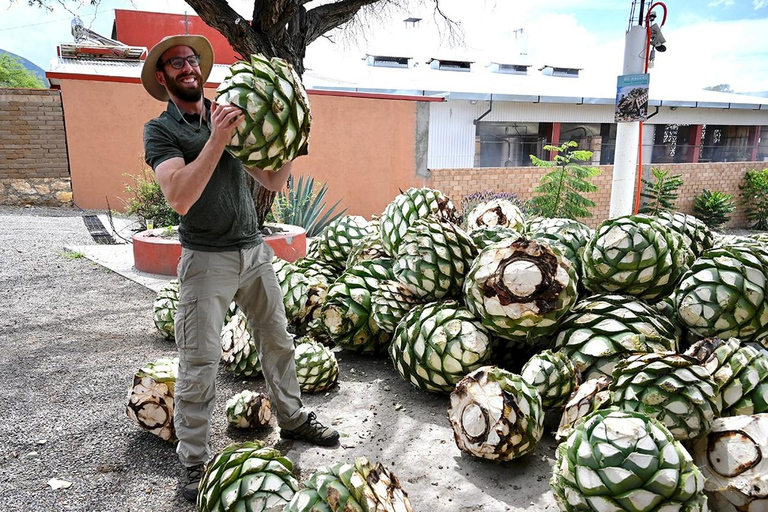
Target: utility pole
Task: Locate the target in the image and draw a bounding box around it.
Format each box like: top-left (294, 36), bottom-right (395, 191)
top-left (610, 22), bottom-right (648, 218)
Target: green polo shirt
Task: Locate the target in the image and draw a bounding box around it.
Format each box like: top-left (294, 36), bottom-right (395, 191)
top-left (143, 99), bottom-right (262, 251)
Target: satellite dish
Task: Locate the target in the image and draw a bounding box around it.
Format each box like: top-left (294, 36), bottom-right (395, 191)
top-left (71, 16), bottom-right (86, 42)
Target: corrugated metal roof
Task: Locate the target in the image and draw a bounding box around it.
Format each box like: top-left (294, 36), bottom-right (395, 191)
top-left (47, 55), bottom-right (768, 110)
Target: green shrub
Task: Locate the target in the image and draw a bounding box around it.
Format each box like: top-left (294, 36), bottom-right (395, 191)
top-left (526, 141), bottom-right (600, 219)
top-left (269, 174), bottom-right (346, 237)
top-left (740, 168), bottom-right (768, 230)
top-left (692, 189), bottom-right (735, 230)
top-left (639, 167), bottom-right (683, 215)
top-left (123, 166), bottom-right (179, 230)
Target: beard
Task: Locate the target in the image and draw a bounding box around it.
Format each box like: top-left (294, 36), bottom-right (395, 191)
top-left (163, 69), bottom-right (203, 102)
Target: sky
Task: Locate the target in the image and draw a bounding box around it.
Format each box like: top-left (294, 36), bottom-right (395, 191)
top-left (1, 0), bottom-right (767, 93)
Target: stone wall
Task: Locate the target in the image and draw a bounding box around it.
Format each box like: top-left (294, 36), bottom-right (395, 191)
top-left (429, 161), bottom-right (763, 228)
top-left (0, 89), bottom-right (72, 206)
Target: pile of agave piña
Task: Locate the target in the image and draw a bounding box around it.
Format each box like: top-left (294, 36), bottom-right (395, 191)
top-left (132, 185), bottom-right (768, 512)
top-left (274, 187), bottom-right (768, 512)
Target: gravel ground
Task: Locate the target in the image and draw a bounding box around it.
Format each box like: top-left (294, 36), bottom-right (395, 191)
top-left (0, 205), bottom-right (561, 512)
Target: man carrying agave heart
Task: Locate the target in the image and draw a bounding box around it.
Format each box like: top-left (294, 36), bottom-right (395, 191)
top-left (140, 34), bottom-right (339, 503)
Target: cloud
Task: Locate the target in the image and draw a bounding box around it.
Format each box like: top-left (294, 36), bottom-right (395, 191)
top-left (652, 17), bottom-right (768, 91)
top-left (708, 0), bottom-right (735, 7)
top-left (755, 0), bottom-right (768, 8)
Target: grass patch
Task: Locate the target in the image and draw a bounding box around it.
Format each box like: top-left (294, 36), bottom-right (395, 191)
top-left (59, 250), bottom-right (85, 260)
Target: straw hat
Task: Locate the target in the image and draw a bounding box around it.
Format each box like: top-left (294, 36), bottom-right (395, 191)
top-left (141, 35), bottom-right (214, 101)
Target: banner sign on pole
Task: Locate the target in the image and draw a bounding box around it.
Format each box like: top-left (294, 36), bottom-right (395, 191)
top-left (615, 73), bottom-right (650, 122)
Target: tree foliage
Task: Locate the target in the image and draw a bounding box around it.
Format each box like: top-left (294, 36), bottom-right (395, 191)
top-left (639, 167), bottom-right (683, 215)
top-left (526, 141), bottom-right (600, 220)
top-left (0, 54), bottom-right (44, 88)
top-left (693, 189), bottom-right (735, 230)
top-left (740, 168), bottom-right (768, 230)
top-left (703, 84), bottom-right (734, 93)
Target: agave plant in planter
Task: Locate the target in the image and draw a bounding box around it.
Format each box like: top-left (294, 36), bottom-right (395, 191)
top-left (271, 174), bottom-right (346, 237)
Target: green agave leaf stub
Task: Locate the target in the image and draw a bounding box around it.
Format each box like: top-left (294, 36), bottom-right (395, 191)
top-left (551, 409), bottom-right (707, 512)
top-left (216, 53), bottom-right (311, 171)
top-left (197, 441), bottom-right (298, 512)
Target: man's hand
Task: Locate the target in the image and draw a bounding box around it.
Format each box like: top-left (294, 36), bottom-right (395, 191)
top-left (209, 101), bottom-right (243, 148)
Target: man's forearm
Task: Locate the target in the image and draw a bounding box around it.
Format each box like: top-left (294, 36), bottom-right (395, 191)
top-left (160, 138), bottom-right (228, 214)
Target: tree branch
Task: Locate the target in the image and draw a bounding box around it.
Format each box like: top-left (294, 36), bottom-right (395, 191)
top-left (304, 0), bottom-right (381, 45)
top-left (183, 0), bottom-right (271, 59)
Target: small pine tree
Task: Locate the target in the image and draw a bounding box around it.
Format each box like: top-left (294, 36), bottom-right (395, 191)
top-left (693, 189), bottom-right (735, 230)
top-left (526, 141), bottom-right (600, 220)
top-left (639, 167), bottom-right (684, 215)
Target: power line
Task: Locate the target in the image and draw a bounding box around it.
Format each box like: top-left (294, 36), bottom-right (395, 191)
top-left (0, 8), bottom-right (109, 33)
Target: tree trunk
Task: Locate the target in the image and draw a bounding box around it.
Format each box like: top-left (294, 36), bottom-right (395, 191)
top-left (181, 0), bottom-right (398, 229)
top-left (247, 175), bottom-right (277, 232)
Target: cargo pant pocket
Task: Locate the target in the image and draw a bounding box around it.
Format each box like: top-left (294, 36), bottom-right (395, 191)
top-left (175, 298), bottom-right (198, 350)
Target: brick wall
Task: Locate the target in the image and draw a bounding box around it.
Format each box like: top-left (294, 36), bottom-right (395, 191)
top-left (0, 88), bottom-right (71, 205)
top-left (429, 161), bottom-right (763, 228)
top-left (429, 165), bottom-right (615, 228)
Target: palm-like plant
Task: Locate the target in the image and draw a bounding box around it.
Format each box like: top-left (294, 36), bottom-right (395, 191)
top-left (526, 141), bottom-right (600, 220)
top-left (270, 174), bottom-right (346, 237)
top-left (639, 167), bottom-right (683, 215)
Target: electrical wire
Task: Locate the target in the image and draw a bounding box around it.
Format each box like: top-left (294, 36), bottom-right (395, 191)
top-left (633, 2), bottom-right (667, 214)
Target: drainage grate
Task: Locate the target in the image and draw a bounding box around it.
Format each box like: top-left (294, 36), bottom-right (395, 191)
top-left (82, 215), bottom-right (116, 245)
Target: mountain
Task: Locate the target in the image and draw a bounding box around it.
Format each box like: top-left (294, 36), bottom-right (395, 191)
top-left (0, 49), bottom-right (49, 87)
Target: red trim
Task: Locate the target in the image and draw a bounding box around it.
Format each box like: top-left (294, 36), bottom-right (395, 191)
top-left (690, 124), bottom-right (703, 163)
top-left (548, 122), bottom-right (561, 159)
top-left (45, 72), bottom-right (143, 85)
top-left (749, 125), bottom-right (760, 161)
top-left (44, 72), bottom-right (445, 101)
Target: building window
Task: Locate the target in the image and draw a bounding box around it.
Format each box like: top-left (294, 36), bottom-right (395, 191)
top-left (558, 123), bottom-right (602, 164)
top-left (474, 122), bottom-right (545, 167)
top-left (428, 59), bottom-right (472, 72)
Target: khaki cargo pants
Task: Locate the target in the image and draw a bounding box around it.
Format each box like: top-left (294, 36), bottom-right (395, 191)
top-left (173, 243), bottom-right (307, 466)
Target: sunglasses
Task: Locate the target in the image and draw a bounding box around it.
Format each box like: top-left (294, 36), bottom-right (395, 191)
top-left (161, 54), bottom-right (201, 70)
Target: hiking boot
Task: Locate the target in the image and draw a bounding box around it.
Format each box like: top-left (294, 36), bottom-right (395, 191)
top-left (178, 463), bottom-right (204, 503)
top-left (280, 411), bottom-right (340, 446)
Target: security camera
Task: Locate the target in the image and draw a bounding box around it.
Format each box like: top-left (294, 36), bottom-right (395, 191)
top-left (650, 23), bottom-right (667, 52)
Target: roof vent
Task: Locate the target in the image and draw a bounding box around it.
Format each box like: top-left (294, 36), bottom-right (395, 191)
top-left (365, 54), bottom-right (411, 68)
top-left (428, 58), bottom-right (472, 72)
top-left (539, 64), bottom-right (581, 78)
top-left (491, 63), bottom-right (529, 75)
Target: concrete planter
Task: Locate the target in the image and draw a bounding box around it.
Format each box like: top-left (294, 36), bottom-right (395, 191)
top-left (132, 224), bottom-right (307, 276)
